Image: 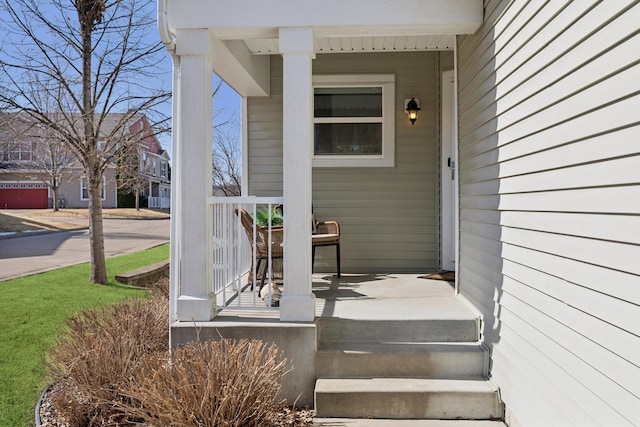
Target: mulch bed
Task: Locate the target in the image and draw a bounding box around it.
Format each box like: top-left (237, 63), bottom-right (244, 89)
top-left (38, 385), bottom-right (315, 427)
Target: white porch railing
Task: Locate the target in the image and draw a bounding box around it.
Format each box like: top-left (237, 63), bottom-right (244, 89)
top-left (148, 196), bottom-right (171, 209)
top-left (210, 196), bottom-right (284, 309)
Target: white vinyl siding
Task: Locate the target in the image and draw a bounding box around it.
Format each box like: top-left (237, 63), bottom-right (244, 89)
top-left (458, 1), bottom-right (640, 426)
top-left (60, 169), bottom-right (117, 208)
top-left (248, 52), bottom-right (452, 273)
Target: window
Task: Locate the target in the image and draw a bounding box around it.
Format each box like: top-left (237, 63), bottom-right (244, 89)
top-left (141, 151), bottom-right (151, 174)
top-left (81, 177), bottom-right (106, 200)
top-left (313, 74), bottom-right (395, 167)
top-left (8, 142), bottom-right (35, 161)
top-left (160, 162), bottom-right (167, 178)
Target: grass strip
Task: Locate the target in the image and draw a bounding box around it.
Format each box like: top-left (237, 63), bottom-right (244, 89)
top-left (0, 243), bottom-right (169, 427)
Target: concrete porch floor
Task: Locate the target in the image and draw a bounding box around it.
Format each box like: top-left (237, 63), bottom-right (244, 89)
top-left (214, 273), bottom-right (477, 322)
top-left (313, 273), bottom-right (474, 322)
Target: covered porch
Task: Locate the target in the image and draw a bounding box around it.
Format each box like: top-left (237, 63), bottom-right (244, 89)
top-left (161, 1), bottom-right (500, 419)
top-left (162, 0), bottom-right (482, 324)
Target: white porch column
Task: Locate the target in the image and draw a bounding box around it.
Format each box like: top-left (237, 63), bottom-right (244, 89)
top-left (279, 27), bottom-right (316, 322)
top-left (174, 29), bottom-right (215, 321)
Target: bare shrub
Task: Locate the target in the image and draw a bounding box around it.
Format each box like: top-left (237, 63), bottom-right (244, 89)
top-left (116, 338), bottom-right (289, 427)
top-left (147, 276), bottom-right (170, 300)
top-left (47, 298), bottom-right (168, 426)
top-left (45, 281), bottom-right (294, 426)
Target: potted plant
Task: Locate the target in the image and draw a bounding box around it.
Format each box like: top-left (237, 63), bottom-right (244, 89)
top-left (254, 206), bottom-right (283, 228)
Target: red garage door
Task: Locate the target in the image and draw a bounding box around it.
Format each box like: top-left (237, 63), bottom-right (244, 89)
top-left (0, 187), bottom-right (48, 209)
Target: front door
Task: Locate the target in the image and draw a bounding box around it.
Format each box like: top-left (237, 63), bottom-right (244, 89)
top-left (441, 70), bottom-right (457, 272)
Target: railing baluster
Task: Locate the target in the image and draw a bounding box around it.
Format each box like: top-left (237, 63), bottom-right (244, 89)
top-left (208, 196), bottom-right (283, 310)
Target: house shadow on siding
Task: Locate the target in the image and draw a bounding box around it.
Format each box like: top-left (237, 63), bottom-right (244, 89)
top-left (456, 30), bottom-right (503, 350)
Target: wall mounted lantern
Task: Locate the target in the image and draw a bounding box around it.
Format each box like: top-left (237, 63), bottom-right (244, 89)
top-left (404, 98), bottom-right (421, 125)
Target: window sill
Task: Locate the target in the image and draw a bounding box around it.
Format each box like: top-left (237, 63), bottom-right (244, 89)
top-left (312, 154), bottom-right (394, 168)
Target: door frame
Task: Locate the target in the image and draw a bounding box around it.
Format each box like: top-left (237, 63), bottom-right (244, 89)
top-left (441, 70), bottom-right (459, 283)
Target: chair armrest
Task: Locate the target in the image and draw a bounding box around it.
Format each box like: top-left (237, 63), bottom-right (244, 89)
top-left (316, 220), bottom-right (340, 236)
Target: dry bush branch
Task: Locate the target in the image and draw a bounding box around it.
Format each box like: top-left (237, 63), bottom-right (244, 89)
top-left (45, 278), bottom-right (302, 426)
top-left (47, 298), bottom-right (168, 426)
top-left (116, 339), bottom-right (288, 427)
top-left (147, 276), bottom-right (170, 300)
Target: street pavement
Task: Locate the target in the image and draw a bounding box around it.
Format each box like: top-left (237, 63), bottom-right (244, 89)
top-left (0, 218), bottom-right (170, 281)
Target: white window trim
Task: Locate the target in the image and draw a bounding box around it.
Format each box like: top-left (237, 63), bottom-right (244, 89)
top-left (312, 74), bottom-right (395, 167)
top-left (80, 176), bottom-right (106, 201)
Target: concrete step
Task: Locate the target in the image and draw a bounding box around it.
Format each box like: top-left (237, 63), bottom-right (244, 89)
top-left (316, 318), bottom-right (479, 343)
top-left (316, 342), bottom-right (487, 379)
top-left (315, 378), bottom-right (504, 420)
top-left (313, 419), bottom-right (507, 426)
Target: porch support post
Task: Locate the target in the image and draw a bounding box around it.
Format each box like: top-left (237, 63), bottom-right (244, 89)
top-left (173, 29), bottom-right (215, 321)
top-left (279, 27), bottom-right (316, 322)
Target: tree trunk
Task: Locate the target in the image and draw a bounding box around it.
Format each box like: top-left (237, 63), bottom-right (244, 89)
top-left (135, 191), bottom-right (140, 211)
top-left (52, 177), bottom-right (59, 212)
top-left (80, 4), bottom-right (107, 285)
top-left (88, 172), bottom-right (108, 284)
top-left (52, 186), bottom-right (59, 212)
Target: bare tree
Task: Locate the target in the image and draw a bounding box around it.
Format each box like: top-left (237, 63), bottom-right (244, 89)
top-left (116, 139), bottom-right (149, 210)
top-left (0, 0), bottom-right (170, 284)
top-left (0, 142), bottom-right (7, 168)
top-left (21, 120), bottom-right (76, 211)
top-left (1, 113), bottom-right (76, 211)
top-left (8, 86), bottom-right (77, 211)
top-left (0, 113), bottom-right (12, 168)
top-left (210, 76), bottom-right (241, 196)
top-left (212, 125), bottom-right (242, 196)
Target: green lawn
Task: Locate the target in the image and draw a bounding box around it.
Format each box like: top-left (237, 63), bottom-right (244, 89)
top-left (0, 244), bottom-right (169, 427)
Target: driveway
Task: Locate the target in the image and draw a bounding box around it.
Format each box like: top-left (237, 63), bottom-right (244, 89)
top-left (0, 218), bottom-right (170, 281)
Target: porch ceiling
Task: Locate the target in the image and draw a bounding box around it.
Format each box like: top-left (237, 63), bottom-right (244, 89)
top-left (244, 35), bottom-right (455, 55)
top-left (163, 0), bottom-right (480, 95)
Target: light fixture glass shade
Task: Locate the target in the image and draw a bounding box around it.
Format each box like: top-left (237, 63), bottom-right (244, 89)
top-left (405, 98), bottom-right (420, 125)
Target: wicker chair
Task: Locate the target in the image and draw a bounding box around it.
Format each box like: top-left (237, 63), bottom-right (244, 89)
top-left (312, 217), bottom-right (341, 278)
top-left (236, 209), bottom-right (284, 291)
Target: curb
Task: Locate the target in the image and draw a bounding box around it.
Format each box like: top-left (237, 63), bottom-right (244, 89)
top-left (103, 216), bottom-right (170, 221)
top-left (0, 216), bottom-right (169, 240)
top-left (0, 226), bottom-right (88, 240)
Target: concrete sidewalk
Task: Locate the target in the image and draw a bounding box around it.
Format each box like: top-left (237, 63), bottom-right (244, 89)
top-left (0, 217), bottom-right (169, 281)
top-left (313, 419), bottom-right (506, 426)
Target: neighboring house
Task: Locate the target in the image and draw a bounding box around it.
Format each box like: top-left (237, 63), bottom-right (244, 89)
top-left (161, 1), bottom-right (639, 426)
top-left (0, 165), bottom-right (119, 210)
top-left (62, 166), bottom-right (119, 210)
top-left (0, 113), bottom-right (169, 209)
top-left (121, 115), bottom-right (171, 209)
